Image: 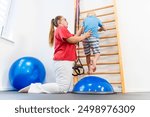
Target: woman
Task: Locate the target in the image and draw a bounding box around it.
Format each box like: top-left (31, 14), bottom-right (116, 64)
top-left (19, 16), bottom-right (91, 93)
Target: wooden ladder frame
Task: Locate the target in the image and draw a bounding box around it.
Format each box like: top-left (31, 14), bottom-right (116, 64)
top-left (74, 0), bottom-right (125, 93)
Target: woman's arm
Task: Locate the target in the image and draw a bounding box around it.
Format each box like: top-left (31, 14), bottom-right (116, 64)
top-left (75, 26), bottom-right (84, 36)
top-left (66, 30), bottom-right (91, 44)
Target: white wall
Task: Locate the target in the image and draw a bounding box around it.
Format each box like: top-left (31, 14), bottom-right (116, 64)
top-left (116, 0), bottom-right (150, 92)
top-left (0, 0), bottom-right (74, 90)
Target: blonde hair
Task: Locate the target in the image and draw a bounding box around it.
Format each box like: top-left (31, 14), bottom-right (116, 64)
top-left (87, 11), bottom-right (96, 17)
top-left (49, 16), bottom-right (62, 47)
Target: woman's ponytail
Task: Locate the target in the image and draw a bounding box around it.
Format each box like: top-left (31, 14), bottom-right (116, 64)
top-left (49, 19), bottom-right (55, 47)
top-left (49, 16), bottom-right (62, 47)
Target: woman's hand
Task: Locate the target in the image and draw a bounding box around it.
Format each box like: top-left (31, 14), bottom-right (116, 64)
top-left (67, 30), bottom-right (91, 43)
top-left (75, 26), bottom-right (84, 36)
top-left (83, 30), bottom-right (92, 38)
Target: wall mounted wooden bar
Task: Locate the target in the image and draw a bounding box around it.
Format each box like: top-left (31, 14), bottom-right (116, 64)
top-left (78, 52), bottom-right (119, 58)
top-left (79, 62), bottom-right (119, 66)
top-left (80, 12), bottom-right (114, 20)
top-left (77, 43), bottom-right (118, 50)
top-left (80, 5), bottom-right (114, 14)
top-left (84, 71), bottom-right (120, 75)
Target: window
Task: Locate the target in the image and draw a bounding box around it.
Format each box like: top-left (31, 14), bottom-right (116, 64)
top-left (0, 0), bottom-right (12, 42)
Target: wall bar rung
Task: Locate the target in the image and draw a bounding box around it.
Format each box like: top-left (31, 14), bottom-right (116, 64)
top-left (78, 52), bottom-right (119, 58)
top-left (77, 43), bottom-right (118, 50)
top-left (80, 5), bottom-right (114, 14)
top-left (80, 12), bottom-right (114, 20)
top-left (79, 62), bottom-right (119, 66)
top-left (84, 71), bottom-right (120, 75)
top-left (100, 35), bottom-right (117, 39)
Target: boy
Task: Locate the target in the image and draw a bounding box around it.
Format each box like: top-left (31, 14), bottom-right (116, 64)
top-left (82, 12), bottom-right (106, 74)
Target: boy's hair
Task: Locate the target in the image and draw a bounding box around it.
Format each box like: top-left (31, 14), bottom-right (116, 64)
top-left (87, 11), bottom-right (96, 17)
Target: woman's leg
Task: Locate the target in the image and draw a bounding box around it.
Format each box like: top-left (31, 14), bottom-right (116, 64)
top-left (19, 61), bottom-right (74, 93)
top-left (55, 61), bottom-right (74, 93)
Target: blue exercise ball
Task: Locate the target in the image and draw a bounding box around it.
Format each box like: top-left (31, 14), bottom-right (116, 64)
top-left (73, 76), bottom-right (114, 94)
top-left (9, 57), bottom-right (46, 90)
